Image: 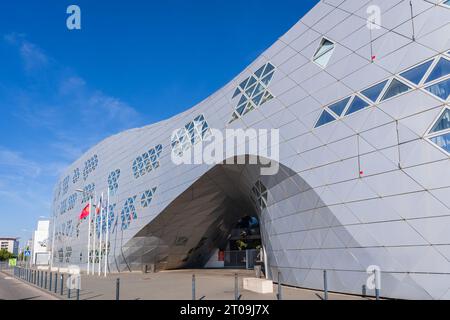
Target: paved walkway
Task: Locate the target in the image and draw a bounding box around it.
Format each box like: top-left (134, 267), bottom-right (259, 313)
top-left (5, 268), bottom-right (374, 300)
top-left (60, 269), bottom-right (370, 300)
top-left (0, 271), bottom-right (58, 300)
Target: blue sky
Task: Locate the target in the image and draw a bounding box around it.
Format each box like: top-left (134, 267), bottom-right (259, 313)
top-left (0, 0), bottom-right (318, 244)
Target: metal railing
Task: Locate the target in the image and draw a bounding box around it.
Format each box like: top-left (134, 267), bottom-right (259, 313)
top-left (224, 249), bottom-right (260, 269)
top-left (0, 261), bottom-right (13, 271)
top-left (10, 265), bottom-right (382, 301)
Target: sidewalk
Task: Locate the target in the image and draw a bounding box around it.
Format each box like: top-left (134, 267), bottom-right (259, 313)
top-left (0, 270), bottom-right (59, 300)
top-left (60, 269), bottom-right (370, 301)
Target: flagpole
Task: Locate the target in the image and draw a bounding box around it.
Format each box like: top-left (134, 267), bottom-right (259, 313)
top-left (87, 198), bottom-right (92, 275)
top-left (98, 192), bottom-right (104, 276)
top-left (104, 188), bottom-right (110, 277)
top-left (92, 192), bottom-right (97, 276)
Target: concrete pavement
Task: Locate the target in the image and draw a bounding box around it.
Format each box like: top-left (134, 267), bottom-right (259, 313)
top-left (6, 268), bottom-right (374, 300)
top-left (63, 269), bottom-right (370, 301)
top-left (0, 271), bottom-right (59, 300)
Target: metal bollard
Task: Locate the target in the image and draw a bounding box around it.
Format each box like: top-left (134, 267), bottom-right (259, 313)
top-left (40, 271), bottom-right (44, 288)
top-left (374, 270), bottom-right (380, 301)
top-left (362, 284), bottom-right (367, 298)
top-left (323, 270), bottom-right (328, 301)
top-left (45, 272), bottom-right (48, 289)
top-left (116, 278), bottom-right (120, 301)
top-left (192, 275), bottom-right (196, 301)
top-left (77, 288), bottom-right (80, 301)
top-left (60, 274), bottom-right (64, 295)
top-left (54, 273), bottom-right (58, 293)
top-left (37, 270), bottom-right (40, 286)
top-left (49, 272), bottom-right (52, 291)
top-left (277, 271), bottom-right (282, 300)
top-left (234, 273), bottom-right (239, 300)
top-left (68, 287), bottom-right (71, 299)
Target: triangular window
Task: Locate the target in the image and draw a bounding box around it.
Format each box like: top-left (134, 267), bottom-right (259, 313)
top-left (381, 79), bottom-right (412, 101)
top-left (232, 88), bottom-right (242, 99)
top-left (360, 80), bottom-right (388, 102)
top-left (315, 110), bottom-right (336, 128)
top-left (430, 133), bottom-right (450, 153)
top-left (345, 96), bottom-right (370, 116)
top-left (400, 60), bottom-right (433, 85)
top-left (426, 78), bottom-right (450, 101)
top-left (426, 57), bottom-right (450, 83)
top-left (430, 108), bottom-right (450, 133)
top-left (328, 97), bottom-right (351, 117)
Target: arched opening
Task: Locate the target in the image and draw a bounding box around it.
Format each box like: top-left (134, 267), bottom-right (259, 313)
top-left (116, 157), bottom-right (284, 274)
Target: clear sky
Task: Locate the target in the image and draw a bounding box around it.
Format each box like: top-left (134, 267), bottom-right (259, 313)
top-left (0, 0), bottom-right (319, 244)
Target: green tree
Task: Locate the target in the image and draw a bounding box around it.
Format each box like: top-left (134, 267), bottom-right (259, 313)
top-left (0, 249), bottom-right (14, 261)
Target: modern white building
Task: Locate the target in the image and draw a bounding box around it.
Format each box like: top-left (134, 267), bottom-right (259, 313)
top-left (0, 237), bottom-right (19, 256)
top-left (52, 0), bottom-right (450, 299)
top-left (31, 220), bottom-right (50, 265)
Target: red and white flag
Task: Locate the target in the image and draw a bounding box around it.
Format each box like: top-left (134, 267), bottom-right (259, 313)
top-left (79, 204), bottom-right (90, 220)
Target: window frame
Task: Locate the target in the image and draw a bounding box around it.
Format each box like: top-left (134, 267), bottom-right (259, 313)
top-left (424, 107), bottom-right (450, 156)
top-left (424, 56), bottom-right (450, 84)
top-left (424, 77), bottom-right (450, 102)
top-left (312, 37), bottom-right (336, 69)
top-left (379, 77), bottom-right (413, 103)
top-left (398, 58), bottom-right (435, 86)
top-left (314, 109), bottom-right (338, 129)
top-left (229, 62), bottom-right (276, 123)
top-left (359, 80), bottom-right (389, 104)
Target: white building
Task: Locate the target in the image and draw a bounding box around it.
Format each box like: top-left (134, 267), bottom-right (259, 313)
top-left (31, 220), bottom-right (50, 265)
top-left (52, 0), bottom-right (450, 299)
top-left (0, 237), bottom-right (19, 256)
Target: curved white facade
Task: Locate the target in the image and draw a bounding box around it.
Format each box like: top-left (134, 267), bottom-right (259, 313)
top-left (52, 0), bottom-right (450, 300)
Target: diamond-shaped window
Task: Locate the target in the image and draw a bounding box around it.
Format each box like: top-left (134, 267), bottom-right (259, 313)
top-left (313, 38), bottom-right (335, 68)
top-left (230, 63), bottom-right (276, 123)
